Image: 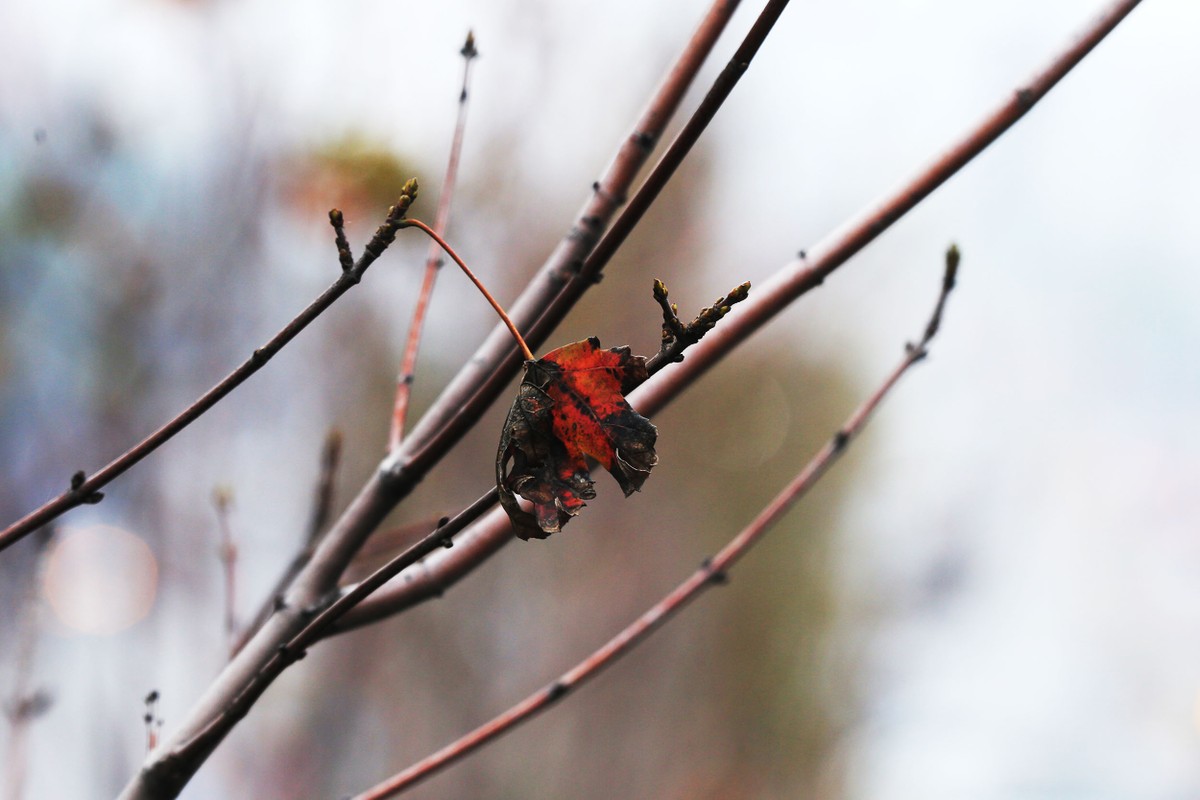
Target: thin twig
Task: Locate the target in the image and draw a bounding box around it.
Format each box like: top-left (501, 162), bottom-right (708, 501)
top-left (389, 32), bottom-right (479, 451)
top-left (0, 184), bottom-right (420, 553)
top-left (288, 489), bottom-right (497, 651)
top-left (230, 429), bottom-right (343, 658)
top-left (211, 488), bottom-right (238, 656)
top-left (353, 248), bottom-right (962, 799)
top-left (400, 219), bottom-right (534, 361)
top-left (305, 428), bottom-right (344, 546)
top-left (336, 0), bottom-right (1141, 631)
top-left (143, 691), bottom-right (162, 754)
top-left (3, 529), bottom-right (54, 800)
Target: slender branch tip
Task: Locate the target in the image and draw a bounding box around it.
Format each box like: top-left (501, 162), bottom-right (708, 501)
top-left (461, 31), bottom-right (478, 60)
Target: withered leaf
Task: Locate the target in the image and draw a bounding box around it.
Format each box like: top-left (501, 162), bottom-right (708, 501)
top-left (497, 337), bottom-right (658, 540)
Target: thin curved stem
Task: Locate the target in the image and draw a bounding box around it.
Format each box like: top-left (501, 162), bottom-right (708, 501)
top-left (400, 219), bottom-right (534, 362)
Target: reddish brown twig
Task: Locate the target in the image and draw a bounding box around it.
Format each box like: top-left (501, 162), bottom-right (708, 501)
top-left (389, 32), bottom-right (480, 451)
top-left (335, 0), bottom-right (1141, 631)
top-left (354, 248), bottom-right (961, 799)
top-left (0, 184), bottom-right (420, 554)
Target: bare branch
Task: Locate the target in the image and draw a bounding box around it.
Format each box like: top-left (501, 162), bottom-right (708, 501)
top-left (352, 248), bottom-right (963, 799)
top-left (390, 32), bottom-right (479, 450)
top-left (3, 528), bottom-right (54, 800)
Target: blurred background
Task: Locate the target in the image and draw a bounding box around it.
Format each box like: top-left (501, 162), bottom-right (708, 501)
top-left (2, 0), bottom-right (1198, 797)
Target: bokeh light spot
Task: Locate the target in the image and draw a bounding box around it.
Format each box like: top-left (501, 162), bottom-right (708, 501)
top-left (43, 524), bottom-right (159, 635)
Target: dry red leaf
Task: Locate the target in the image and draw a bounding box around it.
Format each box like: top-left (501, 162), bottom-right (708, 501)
top-left (497, 337), bottom-right (658, 539)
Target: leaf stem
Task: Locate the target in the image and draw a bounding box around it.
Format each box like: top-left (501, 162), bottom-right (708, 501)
top-left (400, 219), bottom-right (535, 362)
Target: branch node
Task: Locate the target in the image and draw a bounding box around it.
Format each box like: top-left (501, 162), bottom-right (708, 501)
top-left (545, 681), bottom-right (568, 703)
top-left (279, 644), bottom-right (306, 663)
top-left (700, 557), bottom-right (729, 585)
top-left (631, 131), bottom-right (656, 152)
